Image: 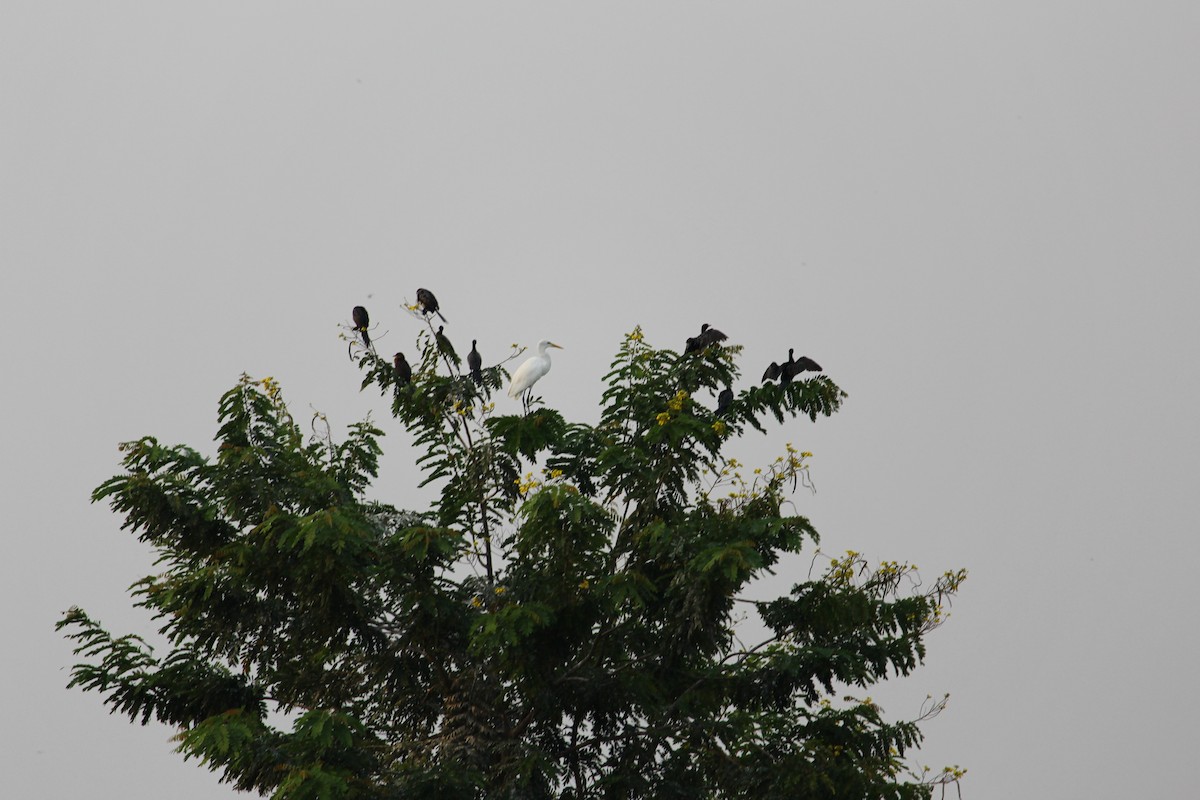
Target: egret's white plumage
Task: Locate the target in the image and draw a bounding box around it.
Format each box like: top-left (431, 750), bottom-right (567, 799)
top-left (508, 340), bottom-right (563, 398)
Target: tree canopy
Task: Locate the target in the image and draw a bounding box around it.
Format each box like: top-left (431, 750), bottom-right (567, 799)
top-left (60, 321), bottom-right (966, 799)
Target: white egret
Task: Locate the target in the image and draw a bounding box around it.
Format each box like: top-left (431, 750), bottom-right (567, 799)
top-left (508, 340), bottom-right (563, 410)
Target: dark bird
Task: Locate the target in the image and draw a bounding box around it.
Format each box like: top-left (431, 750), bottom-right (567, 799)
top-left (779, 349), bottom-right (822, 384)
top-left (685, 323), bottom-right (728, 354)
top-left (762, 361), bottom-right (781, 382)
top-left (435, 326), bottom-right (460, 366)
top-left (467, 339), bottom-right (483, 384)
top-left (393, 352), bottom-right (412, 385)
top-left (416, 288), bottom-right (447, 323)
top-left (716, 386), bottom-right (733, 416)
top-left (352, 305), bottom-right (371, 349)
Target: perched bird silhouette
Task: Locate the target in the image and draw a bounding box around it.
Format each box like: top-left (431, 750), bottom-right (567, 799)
top-left (416, 288), bottom-right (447, 323)
top-left (467, 340), bottom-right (483, 385)
top-left (716, 386), bottom-right (734, 416)
top-left (508, 340), bottom-right (563, 412)
top-left (435, 326), bottom-right (459, 366)
top-left (352, 305), bottom-right (371, 349)
top-left (685, 323), bottom-right (727, 354)
top-left (779, 349), bottom-right (822, 384)
top-left (393, 352), bottom-right (412, 385)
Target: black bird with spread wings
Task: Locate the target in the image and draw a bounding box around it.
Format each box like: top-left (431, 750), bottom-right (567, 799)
top-left (763, 348), bottom-right (823, 383)
top-left (780, 349), bottom-right (822, 383)
top-left (684, 323), bottom-right (727, 354)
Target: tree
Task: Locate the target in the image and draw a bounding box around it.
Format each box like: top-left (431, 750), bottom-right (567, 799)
top-left (59, 322), bottom-right (966, 799)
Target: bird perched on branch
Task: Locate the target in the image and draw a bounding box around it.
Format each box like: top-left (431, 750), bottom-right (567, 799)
top-left (716, 386), bottom-right (734, 416)
top-left (351, 306), bottom-right (371, 348)
top-left (780, 349), bottom-right (822, 383)
top-left (393, 352), bottom-right (412, 385)
top-left (467, 340), bottom-right (483, 385)
top-left (684, 323), bottom-right (727, 354)
top-left (435, 326), bottom-right (459, 366)
top-left (416, 288), bottom-right (447, 323)
top-left (763, 349), bottom-right (822, 383)
top-left (350, 304), bottom-right (372, 355)
top-left (508, 340), bottom-right (563, 412)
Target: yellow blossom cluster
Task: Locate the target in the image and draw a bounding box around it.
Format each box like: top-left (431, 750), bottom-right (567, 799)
top-left (515, 472), bottom-right (542, 496)
top-left (877, 559), bottom-right (915, 578)
top-left (655, 390), bottom-right (690, 426)
top-left (940, 568), bottom-right (968, 593)
top-left (700, 444), bottom-right (819, 511)
top-left (260, 376), bottom-right (281, 401)
top-left (827, 550), bottom-right (862, 586)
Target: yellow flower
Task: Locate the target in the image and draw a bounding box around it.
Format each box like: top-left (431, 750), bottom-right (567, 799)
top-left (494, 586), bottom-right (506, 596)
top-left (656, 412), bottom-right (671, 426)
top-left (578, 578), bottom-right (590, 589)
top-left (470, 596), bottom-right (482, 608)
top-left (711, 421), bottom-right (726, 434)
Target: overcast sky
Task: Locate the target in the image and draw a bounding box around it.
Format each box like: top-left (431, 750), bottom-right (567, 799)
top-left (3, 3), bottom-right (1198, 797)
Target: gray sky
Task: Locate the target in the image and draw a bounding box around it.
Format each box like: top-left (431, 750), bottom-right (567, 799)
top-left (3, 3), bottom-right (1198, 797)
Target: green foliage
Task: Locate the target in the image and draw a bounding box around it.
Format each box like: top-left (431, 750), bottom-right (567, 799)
top-left (60, 324), bottom-right (965, 798)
